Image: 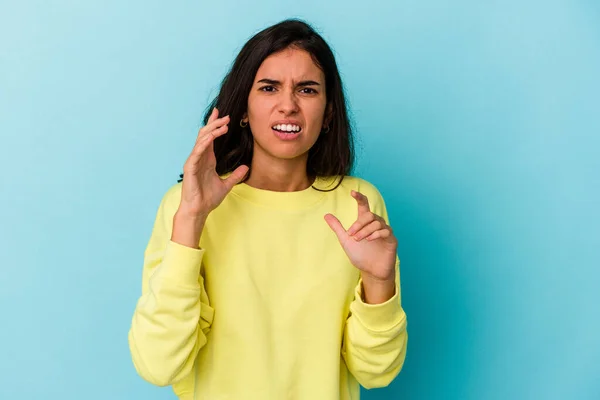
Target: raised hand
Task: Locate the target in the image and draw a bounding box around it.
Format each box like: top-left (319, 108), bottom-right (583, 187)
top-left (324, 190), bottom-right (397, 282)
top-left (179, 108), bottom-right (249, 217)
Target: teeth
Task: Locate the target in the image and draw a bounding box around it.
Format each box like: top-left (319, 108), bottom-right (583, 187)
top-left (273, 124), bottom-right (301, 132)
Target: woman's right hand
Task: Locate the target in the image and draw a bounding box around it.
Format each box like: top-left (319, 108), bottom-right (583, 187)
top-left (178, 107), bottom-right (249, 218)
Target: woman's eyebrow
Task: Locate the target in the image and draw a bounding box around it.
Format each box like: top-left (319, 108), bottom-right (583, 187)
top-left (257, 78), bottom-right (321, 86)
top-left (297, 80), bottom-right (321, 87)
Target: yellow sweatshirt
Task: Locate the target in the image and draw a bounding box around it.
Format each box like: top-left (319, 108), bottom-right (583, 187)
top-left (128, 174), bottom-right (408, 399)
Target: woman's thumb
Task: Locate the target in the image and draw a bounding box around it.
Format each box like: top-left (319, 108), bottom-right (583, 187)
top-left (324, 213), bottom-right (348, 242)
top-left (223, 165), bottom-right (250, 191)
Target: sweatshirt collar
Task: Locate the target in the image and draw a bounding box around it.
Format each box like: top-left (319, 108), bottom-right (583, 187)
top-left (227, 174), bottom-right (341, 211)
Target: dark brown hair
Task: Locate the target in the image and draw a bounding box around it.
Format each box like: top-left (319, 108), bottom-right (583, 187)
top-left (178, 18), bottom-right (355, 191)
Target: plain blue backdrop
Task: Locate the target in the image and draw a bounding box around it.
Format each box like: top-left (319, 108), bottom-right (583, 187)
top-left (1, 1), bottom-right (598, 399)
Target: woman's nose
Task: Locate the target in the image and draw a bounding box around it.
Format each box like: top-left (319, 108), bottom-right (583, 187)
top-left (278, 90), bottom-right (299, 114)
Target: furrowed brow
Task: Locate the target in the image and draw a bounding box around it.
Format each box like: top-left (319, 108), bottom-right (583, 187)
top-left (257, 78), bottom-right (280, 85)
top-left (256, 78), bottom-right (321, 87)
top-left (297, 80), bottom-right (321, 87)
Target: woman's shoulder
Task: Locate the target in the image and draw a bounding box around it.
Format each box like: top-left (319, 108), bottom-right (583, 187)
top-left (335, 174), bottom-right (384, 199)
top-left (330, 174), bottom-right (389, 216)
top-left (156, 181), bottom-right (183, 214)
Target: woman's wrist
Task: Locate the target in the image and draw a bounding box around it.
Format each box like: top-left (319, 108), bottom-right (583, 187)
top-left (171, 209), bottom-right (208, 249)
top-left (360, 272), bottom-right (396, 304)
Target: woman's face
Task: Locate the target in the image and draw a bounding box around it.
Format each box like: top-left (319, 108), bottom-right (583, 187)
top-left (245, 47), bottom-right (329, 162)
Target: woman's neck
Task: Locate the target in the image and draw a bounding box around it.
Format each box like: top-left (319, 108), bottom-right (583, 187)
top-left (245, 158), bottom-right (314, 192)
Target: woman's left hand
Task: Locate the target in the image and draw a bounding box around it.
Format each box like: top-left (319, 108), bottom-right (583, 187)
top-left (324, 190), bottom-right (398, 282)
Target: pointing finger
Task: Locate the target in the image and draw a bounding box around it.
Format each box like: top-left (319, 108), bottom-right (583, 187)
top-left (351, 190), bottom-right (371, 215)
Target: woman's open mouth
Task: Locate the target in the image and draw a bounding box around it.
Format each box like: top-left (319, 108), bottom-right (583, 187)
top-left (272, 124), bottom-right (302, 140)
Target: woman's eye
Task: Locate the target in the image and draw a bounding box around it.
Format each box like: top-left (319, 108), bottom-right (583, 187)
top-left (259, 86), bottom-right (317, 94)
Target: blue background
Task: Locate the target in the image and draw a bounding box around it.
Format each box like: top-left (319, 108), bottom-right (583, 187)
top-left (1, 1), bottom-right (598, 399)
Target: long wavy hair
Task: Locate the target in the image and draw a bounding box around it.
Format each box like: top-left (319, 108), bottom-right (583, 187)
top-left (178, 18), bottom-right (355, 192)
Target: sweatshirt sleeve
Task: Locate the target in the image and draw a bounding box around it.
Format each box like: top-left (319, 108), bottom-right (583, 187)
top-left (128, 183), bottom-right (214, 387)
top-left (341, 185), bottom-right (408, 389)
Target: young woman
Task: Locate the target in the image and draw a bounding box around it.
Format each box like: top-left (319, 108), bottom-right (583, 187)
top-left (128, 18), bottom-right (408, 400)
